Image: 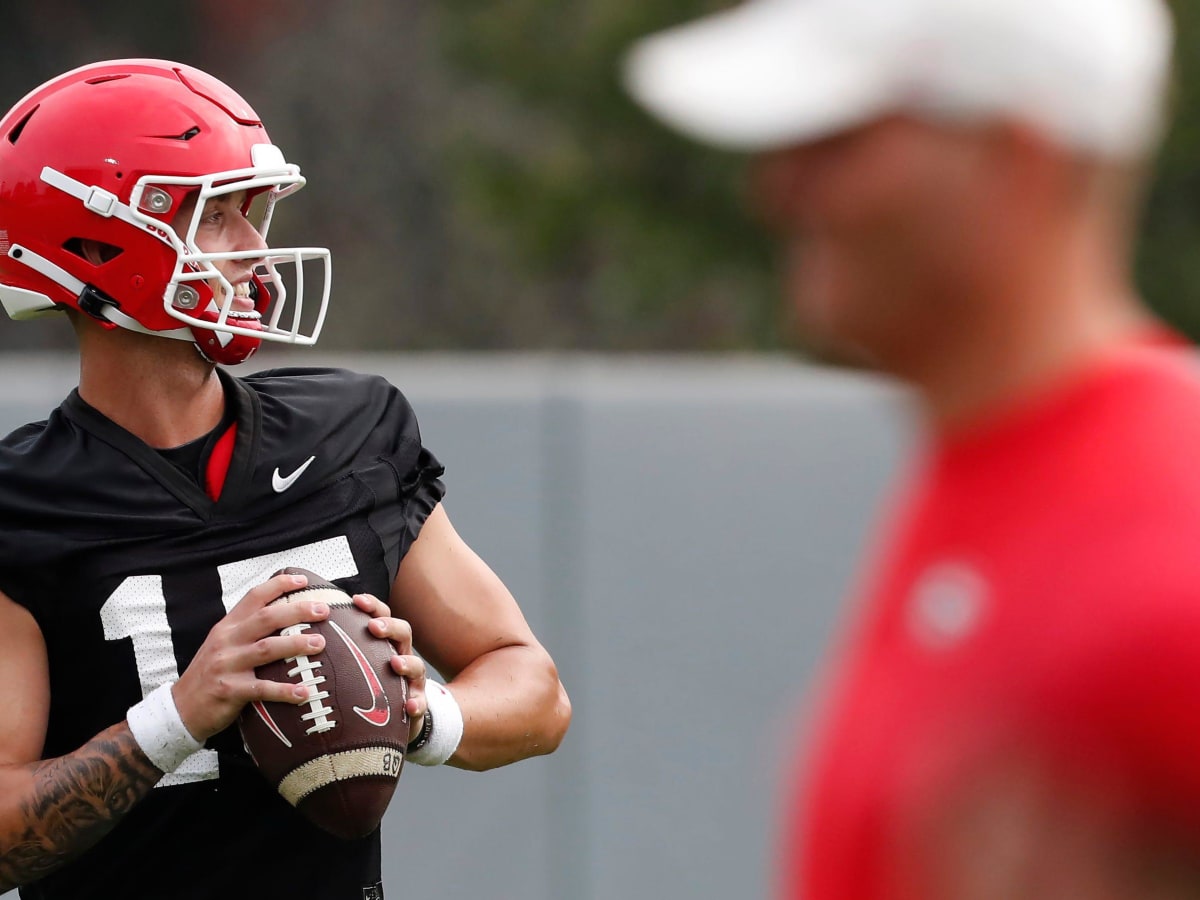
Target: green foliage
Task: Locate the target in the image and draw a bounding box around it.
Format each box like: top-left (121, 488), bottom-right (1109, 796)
top-left (437, 0), bottom-right (1200, 350)
top-left (435, 0), bottom-right (780, 351)
top-left (1138, 1), bottom-right (1200, 341)
top-left (1, 1), bottom-right (1199, 353)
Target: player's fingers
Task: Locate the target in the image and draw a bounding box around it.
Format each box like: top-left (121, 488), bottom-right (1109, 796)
top-left (352, 591), bottom-right (390, 618)
top-left (229, 611), bottom-right (320, 652)
top-left (258, 594), bottom-right (331, 632)
top-left (229, 571), bottom-right (309, 618)
top-left (250, 673), bottom-right (317, 705)
top-left (246, 629), bottom-right (325, 670)
top-left (370, 616), bottom-right (412, 647)
top-left (357, 598), bottom-right (413, 653)
top-left (391, 653), bottom-right (427, 683)
top-left (233, 630), bottom-right (329, 706)
top-left (231, 590), bottom-right (330, 645)
top-left (392, 653), bottom-right (428, 717)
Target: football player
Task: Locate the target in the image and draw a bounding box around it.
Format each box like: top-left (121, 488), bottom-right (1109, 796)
top-left (0, 59), bottom-right (570, 899)
top-left (623, 0), bottom-right (1200, 897)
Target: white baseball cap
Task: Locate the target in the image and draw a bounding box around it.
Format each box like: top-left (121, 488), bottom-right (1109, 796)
top-left (622, 0), bottom-right (1173, 159)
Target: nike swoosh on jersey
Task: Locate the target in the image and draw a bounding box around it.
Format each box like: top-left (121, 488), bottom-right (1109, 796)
top-left (271, 456), bottom-right (316, 493)
top-left (329, 619), bottom-right (392, 727)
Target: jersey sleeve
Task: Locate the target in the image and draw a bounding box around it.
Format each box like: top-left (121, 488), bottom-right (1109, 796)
top-left (357, 414), bottom-right (446, 583)
top-left (247, 366), bottom-right (447, 580)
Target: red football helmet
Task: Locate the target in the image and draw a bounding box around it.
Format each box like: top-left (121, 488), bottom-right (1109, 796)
top-left (0, 59), bottom-right (330, 365)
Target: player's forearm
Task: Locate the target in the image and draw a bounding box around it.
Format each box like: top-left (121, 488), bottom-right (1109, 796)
top-left (0, 721), bottom-right (161, 891)
top-left (445, 644), bottom-right (571, 772)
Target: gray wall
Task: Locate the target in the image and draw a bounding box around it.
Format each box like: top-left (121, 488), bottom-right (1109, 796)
top-left (0, 353), bottom-right (914, 899)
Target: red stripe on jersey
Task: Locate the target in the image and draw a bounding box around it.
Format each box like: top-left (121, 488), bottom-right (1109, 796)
top-left (205, 423), bottom-right (237, 501)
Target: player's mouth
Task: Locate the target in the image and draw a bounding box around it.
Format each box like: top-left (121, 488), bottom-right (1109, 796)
top-left (226, 280), bottom-right (261, 320)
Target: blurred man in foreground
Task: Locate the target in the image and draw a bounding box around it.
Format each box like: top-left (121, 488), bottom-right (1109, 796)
top-left (624, 1), bottom-right (1200, 897)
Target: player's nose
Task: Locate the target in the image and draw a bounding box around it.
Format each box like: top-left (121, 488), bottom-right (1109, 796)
top-left (232, 212), bottom-right (269, 256)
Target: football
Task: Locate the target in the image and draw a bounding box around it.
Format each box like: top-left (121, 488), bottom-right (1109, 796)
top-left (237, 567), bottom-right (409, 840)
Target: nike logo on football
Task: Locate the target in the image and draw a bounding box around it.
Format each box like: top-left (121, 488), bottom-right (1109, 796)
top-left (329, 620), bottom-right (392, 727)
top-left (251, 701), bottom-right (293, 747)
top-left (272, 456), bottom-right (316, 493)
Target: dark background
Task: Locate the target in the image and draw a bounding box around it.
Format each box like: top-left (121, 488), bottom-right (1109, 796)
top-left (0, 0), bottom-right (1196, 355)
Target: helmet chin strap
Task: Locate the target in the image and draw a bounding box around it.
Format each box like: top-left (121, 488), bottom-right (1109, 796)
top-left (86, 279), bottom-right (258, 364)
top-left (190, 324), bottom-right (262, 365)
top-left (97, 279), bottom-right (261, 365)
top-left (100, 303), bottom-right (193, 342)
top-left (185, 276), bottom-right (267, 365)
top-left (107, 300), bottom-right (261, 365)
top-left (4, 222), bottom-right (260, 364)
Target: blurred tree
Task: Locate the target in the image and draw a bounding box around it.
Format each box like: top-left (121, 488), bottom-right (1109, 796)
top-left (434, 0), bottom-right (781, 351)
top-left (1138, 0), bottom-right (1200, 342)
top-left (0, 0), bottom-right (1197, 354)
top-left (0, 1), bottom-right (207, 352)
top-left (437, 0), bottom-right (1200, 350)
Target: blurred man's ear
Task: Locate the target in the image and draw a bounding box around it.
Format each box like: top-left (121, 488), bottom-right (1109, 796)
top-left (976, 122), bottom-right (1069, 200)
top-left (990, 121), bottom-right (1138, 216)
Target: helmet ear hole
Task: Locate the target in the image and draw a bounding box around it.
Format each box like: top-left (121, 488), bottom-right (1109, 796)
top-left (63, 238), bottom-right (124, 266)
top-left (6, 105), bottom-right (37, 145)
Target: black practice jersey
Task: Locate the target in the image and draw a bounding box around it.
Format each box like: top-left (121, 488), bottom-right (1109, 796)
top-left (0, 367), bottom-right (445, 900)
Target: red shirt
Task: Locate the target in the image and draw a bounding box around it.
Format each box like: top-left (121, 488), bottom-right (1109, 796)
top-left (783, 336), bottom-right (1200, 899)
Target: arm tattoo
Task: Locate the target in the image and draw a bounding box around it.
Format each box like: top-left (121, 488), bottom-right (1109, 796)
top-left (0, 722), bottom-right (162, 891)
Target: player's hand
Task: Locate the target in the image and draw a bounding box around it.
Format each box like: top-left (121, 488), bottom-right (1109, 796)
top-left (352, 592), bottom-right (429, 744)
top-left (173, 572), bottom-right (331, 741)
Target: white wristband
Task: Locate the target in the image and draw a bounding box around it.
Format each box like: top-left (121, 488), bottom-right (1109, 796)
top-left (127, 682), bottom-right (203, 774)
top-left (407, 681), bottom-right (463, 767)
